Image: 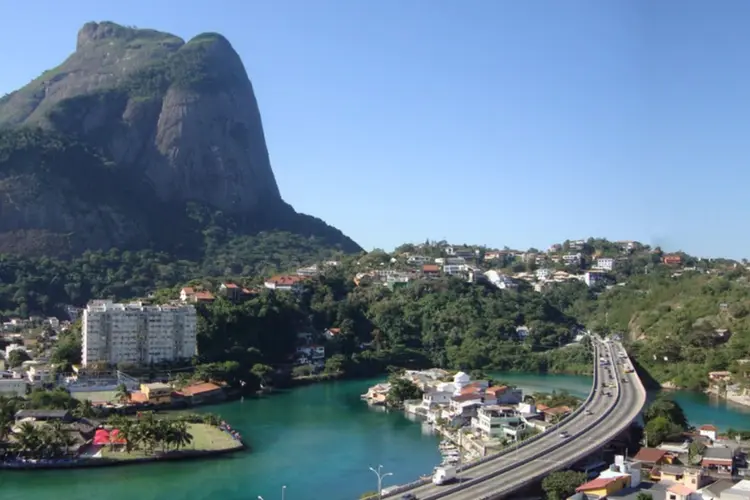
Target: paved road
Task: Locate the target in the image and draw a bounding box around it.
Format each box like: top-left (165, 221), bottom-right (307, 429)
top-left (427, 341), bottom-right (646, 500)
top-left (396, 340), bottom-right (610, 499)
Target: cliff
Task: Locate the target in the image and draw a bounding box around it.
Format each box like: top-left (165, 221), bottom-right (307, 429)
top-left (0, 22), bottom-right (360, 257)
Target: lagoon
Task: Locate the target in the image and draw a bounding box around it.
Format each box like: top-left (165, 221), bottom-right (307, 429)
top-left (1, 372), bottom-right (747, 500)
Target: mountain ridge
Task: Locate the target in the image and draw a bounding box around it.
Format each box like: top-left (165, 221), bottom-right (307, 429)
top-left (0, 21), bottom-right (361, 258)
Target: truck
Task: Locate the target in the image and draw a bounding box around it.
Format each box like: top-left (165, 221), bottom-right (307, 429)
top-left (432, 465), bottom-right (457, 485)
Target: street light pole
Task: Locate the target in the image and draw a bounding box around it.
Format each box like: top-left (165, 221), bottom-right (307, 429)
top-left (369, 465), bottom-right (393, 500)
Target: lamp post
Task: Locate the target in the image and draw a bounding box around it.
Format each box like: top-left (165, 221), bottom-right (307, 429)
top-left (369, 465), bottom-right (393, 500)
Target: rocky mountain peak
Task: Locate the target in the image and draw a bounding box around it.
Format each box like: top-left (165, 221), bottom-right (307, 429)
top-left (76, 21), bottom-right (184, 50)
top-left (0, 22), bottom-right (361, 257)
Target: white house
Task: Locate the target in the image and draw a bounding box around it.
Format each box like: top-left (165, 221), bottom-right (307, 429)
top-left (0, 379), bottom-right (28, 396)
top-left (536, 268), bottom-right (552, 280)
top-left (484, 270), bottom-right (517, 290)
top-left (407, 255), bottom-right (429, 265)
top-left (516, 326), bottom-right (530, 339)
top-left (453, 371), bottom-right (471, 391)
top-left (296, 345), bottom-right (325, 364)
top-left (699, 424), bottom-right (718, 441)
top-left (422, 390), bottom-right (453, 407)
top-left (596, 258), bottom-right (615, 271)
top-left (264, 275), bottom-right (305, 292)
top-left (27, 365), bottom-right (53, 385)
top-left (584, 270), bottom-right (606, 287)
top-left (444, 264), bottom-right (468, 275)
top-left (562, 253), bottom-right (582, 265)
top-left (471, 405), bottom-right (522, 438)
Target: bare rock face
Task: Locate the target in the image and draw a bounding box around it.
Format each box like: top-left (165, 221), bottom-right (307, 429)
top-left (0, 22), bottom-right (281, 213)
top-left (0, 22), bottom-right (360, 256)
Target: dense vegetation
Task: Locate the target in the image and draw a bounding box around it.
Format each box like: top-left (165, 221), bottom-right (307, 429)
top-left (190, 272), bottom-right (590, 387)
top-left (0, 233), bottom-right (349, 318)
top-left (542, 266), bottom-right (750, 389)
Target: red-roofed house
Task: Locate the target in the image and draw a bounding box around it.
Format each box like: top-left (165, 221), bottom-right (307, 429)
top-left (265, 275), bottom-right (305, 292)
top-left (540, 405), bottom-right (572, 423)
top-left (575, 476), bottom-right (630, 498)
top-left (633, 447), bottom-right (669, 468)
top-left (324, 328), bottom-right (341, 339)
top-left (180, 382), bottom-right (225, 404)
top-left (422, 264), bottom-right (440, 277)
top-left (663, 255), bottom-right (682, 265)
top-left (699, 424), bottom-right (718, 441)
top-left (460, 381), bottom-right (489, 396)
top-left (485, 385), bottom-right (523, 405)
top-left (666, 483), bottom-right (694, 500)
top-left (180, 287), bottom-right (214, 304)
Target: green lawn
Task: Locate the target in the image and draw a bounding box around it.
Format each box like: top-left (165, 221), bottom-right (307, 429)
top-left (99, 423), bottom-right (241, 461)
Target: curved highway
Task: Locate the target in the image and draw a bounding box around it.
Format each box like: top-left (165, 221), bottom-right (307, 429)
top-left (388, 339), bottom-right (646, 500)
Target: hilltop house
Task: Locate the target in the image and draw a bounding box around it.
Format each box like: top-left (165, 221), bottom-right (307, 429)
top-left (264, 275), bottom-right (305, 292)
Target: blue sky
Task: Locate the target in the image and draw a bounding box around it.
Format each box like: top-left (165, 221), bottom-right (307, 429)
top-left (1, 1), bottom-right (748, 259)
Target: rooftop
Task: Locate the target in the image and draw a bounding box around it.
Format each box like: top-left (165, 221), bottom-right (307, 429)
top-left (576, 477), bottom-right (619, 492)
top-left (15, 409), bottom-right (71, 419)
top-left (182, 382), bottom-right (223, 396)
top-left (667, 483), bottom-right (693, 496)
top-left (703, 446), bottom-right (734, 460)
top-left (143, 382), bottom-right (172, 391)
top-left (633, 447), bottom-right (668, 464)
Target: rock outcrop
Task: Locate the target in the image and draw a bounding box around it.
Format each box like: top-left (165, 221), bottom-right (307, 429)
top-left (0, 22), bottom-right (360, 257)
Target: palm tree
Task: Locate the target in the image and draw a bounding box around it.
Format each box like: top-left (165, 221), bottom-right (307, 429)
top-left (171, 420), bottom-right (193, 451)
top-left (14, 422), bottom-right (42, 459)
top-left (73, 399), bottom-right (96, 419)
top-left (115, 384), bottom-right (131, 404)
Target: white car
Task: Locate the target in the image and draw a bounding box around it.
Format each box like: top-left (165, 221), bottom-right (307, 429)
top-left (559, 431), bottom-right (570, 438)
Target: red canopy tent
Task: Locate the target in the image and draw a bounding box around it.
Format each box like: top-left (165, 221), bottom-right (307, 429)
top-left (93, 428), bottom-right (126, 445)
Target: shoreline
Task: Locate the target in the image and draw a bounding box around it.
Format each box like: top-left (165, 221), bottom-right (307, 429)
top-left (705, 386), bottom-right (750, 408)
top-left (0, 444), bottom-right (246, 471)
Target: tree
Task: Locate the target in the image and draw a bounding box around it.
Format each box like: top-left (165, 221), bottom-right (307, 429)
top-left (115, 383), bottom-right (131, 404)
top-left (541, 470), bottom-right (587, 500)
top-left (324, 354), bottom-right (347, 374)
top-left (386, 377), bottom-right (423, 407)
top-left (636, 493), bottom-right (653, 500)
top-left (644, 397), bottom-right (688, 430)
top-left (7, 349), bottom-right (30, 368)
top-left (644, 416), bottom-right (683, 447)
top-left (250, 364), bottom-right (274, 386)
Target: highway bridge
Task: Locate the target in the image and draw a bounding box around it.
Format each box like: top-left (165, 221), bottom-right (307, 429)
top-left (384, 338), bottom-right (647, 500)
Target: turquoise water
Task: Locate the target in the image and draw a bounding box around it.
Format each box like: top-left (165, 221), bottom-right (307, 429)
top-left (0, 373), bottom-right (747, 500)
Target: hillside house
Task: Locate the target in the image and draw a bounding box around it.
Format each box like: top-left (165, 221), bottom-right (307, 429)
top-left (423, 264), bottom-right (440, 278)
top-left (265, 275), bottom-right (305, 292)
top-left (663, 255), bottom-right (682, 265)
top-left (180, 287), bottom-right (215, 304)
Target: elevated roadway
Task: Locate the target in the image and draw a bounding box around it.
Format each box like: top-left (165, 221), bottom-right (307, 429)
top-left (385, 339), bottom-right (646, 500)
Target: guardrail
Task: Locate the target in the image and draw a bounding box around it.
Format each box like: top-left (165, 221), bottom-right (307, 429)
top-left (381, 343), bottom-right (602, 499)
top-left (470, 343), bottom-right (636, 500)
top-left (419, 345), bottom-right (617, 500)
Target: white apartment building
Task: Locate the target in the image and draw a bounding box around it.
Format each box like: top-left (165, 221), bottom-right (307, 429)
top-left (82, 301), bottom-right (197, 367)
top-left (595, 258), bottom-right (615, 271)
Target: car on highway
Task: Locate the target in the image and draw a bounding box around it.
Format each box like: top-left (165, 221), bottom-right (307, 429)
top-left (585, 409), bottom-right (592, 415)
top-left (401, 494), bottom-right (418, 500)
top-left (559, 431), bottom-right (570, 438)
